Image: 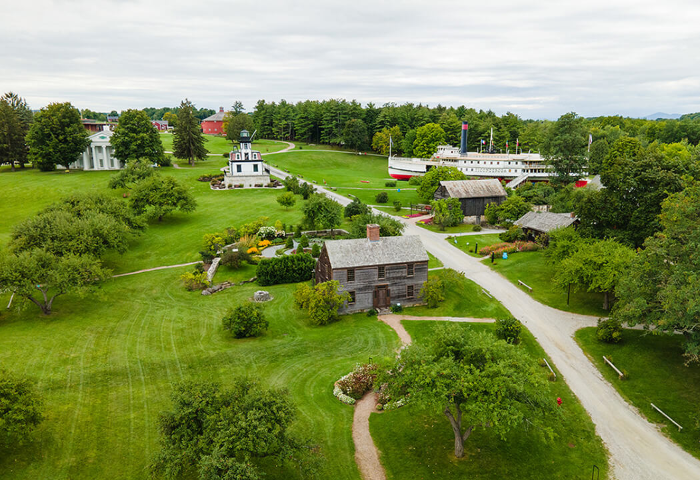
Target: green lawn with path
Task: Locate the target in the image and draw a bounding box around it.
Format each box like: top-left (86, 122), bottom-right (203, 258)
top-left (576, 328), bottom-right (700, 460)
top-left (417, 222), bottom-right (478, 234)
top-left (159, 133), bottom-right (288, 155)
top-left (483, 250), bottom-right (608, 317)
top-left (448, 233), bottom-right (503, 258)
top-left (371, 321), bottom-right (610, 480)
top-left (404, 269), bottom-right (510, 319)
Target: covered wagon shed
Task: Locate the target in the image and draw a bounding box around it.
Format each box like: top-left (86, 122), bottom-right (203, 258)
top-left (433, 179), bottom-right (507, 221)
top-left (515, 211), bottom-right (579, 242)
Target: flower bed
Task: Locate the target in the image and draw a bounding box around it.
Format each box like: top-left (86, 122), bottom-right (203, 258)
top-left (479, 241), bottom-right (539, 256)
top-left (333, 363), bottom-right (378, 405)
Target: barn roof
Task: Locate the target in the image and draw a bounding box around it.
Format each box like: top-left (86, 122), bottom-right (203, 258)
top-left (202, 110), bottom-right (226, 122)
top-left (515, 211), bottom-right (578, 233)
top-left (438, 179), bottom-right (506, 199)
top-left (324, 235), bottom-right (428, 269)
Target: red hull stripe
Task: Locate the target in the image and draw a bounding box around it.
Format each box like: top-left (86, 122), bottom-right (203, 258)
top-left (389, 173), bottom-right (413, 180)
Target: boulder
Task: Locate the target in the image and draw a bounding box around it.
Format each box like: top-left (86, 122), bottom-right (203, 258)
top-left (254, 290), bottom-right (272, 302)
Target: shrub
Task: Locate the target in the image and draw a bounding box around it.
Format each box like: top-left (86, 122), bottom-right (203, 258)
top-left (375, 192), bottom-right (389, 203)
top-left (199, 250), bottom-right (215, 263)
top-left (258, 239), bottom-right (271, 248)
top-left (158, 155), bottom-right (172, 167)
top-left (473, 224), bottom-right (482, 232)
top-left (181, 271), bottom-right (208, 291)
top-left (222, 302), bottom-right (268, 338)
top-left (294, 281), bottom-right (350, 325)
top-left (239, 217), bottom-right (269, 238)
top-left (596, 318), bottom-right (623, 344)
top-left (311, 243), bottom-right (321, 258)
top-left (246, 247), bottom-right (259, 255)
top-left (393, 200), bottom-right (402, 212)
top-left (202, 233), bottom-right (227, 254)
top-left (285, 236), bottom-right (294, 249)
top-left (391, 304), bottom-right (403, 313)
top-left (257, 226), bottom-right (277, 241)
top-left (408, 176), bottom-right (422, 186)
top-left (385, 180), bottom-right (397, 187)
top-left (294, 225), bottom-right (303, 238)
top-left (0, 370), bottom-right (44, 447)
top-left (344, 198), bottom-right (368, 218)
top-left (499, 225), bottom-right (526, 243)
top-left (220, 250), bottom-right (252, 269)
top-left (299, 235), bottom-right (309, 248)
top-left (366, 308), bottom-right (378, 317)
top-left (334, 363), bottom-right (379, 400)
top-left (478, 241), bottom-right (539, 256)
top-left (495, 317), bottom-right (522, 344)
top-left (420, 277), bottom-right (445, 308)
top-left (257, 254), bottom-right (316, 286)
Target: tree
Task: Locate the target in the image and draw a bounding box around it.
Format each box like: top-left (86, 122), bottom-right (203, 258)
top-left (372, 126), bottom-right (403, 156)
top-left (26, 102), bottom-right (89, 171)
top-left (483, 196), bottom-right (532, 225)
top-left (349, 212), bottom-right (404, 237)
top-left (0, 100), bottom-right (25, 172)
top-left (276, 191), bottom-right (297, 210)
top-left (542, 112), bottom-right (588, 185)
top-left (301, 194), bottom-right (342, 233)
top-left (225, 113), bottom-right (254, 143)
top-left (554, 238), bottom-right (635, 310)
top-left (0, 249), bottom-right (109, 315)
top-left (402, 129), bottom-right (417, 157)
top-left (344, 197), bottom-right (369, 218)
top-left (416, 166), bottom-right (467, 203)
top-left (588, 139), bottom-right (609, 175)
top-left (1, 92), bottom-right (32, 169)
top-left (380, 324), bottom-right (555, 458)
top-left (0, 369), bottom-right (44, 446)
top-left (108, 157), bottom-right (158, 189)
top-left (342, 118), bottom-right (369, 151)
top-left (431, 198), bottom-right (463, 230)
top-left (412, 123), bottom-right (446, 158)
top-left (222, 302), bottom-right (268, 338)
top-left (111, 109), bottom-right (164, 164)
top-left (151, 380), bottom-right (318, 479)
top-left (294, 281), bottom-right (350, 325)
top-left (613, 183), bottom-right (700, 362)
top-left (231, 101), bottom-right (245, 114)
top-left (420, 276), bottom-right (445, 308)
top-left (130, 175), bottom-right (197, 222)
top-left (162, 111), bottom-right (177, 128)
top-left (173, 99), bottom-right (208, 166)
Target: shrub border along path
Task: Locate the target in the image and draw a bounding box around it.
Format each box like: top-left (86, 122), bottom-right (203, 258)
top-left (352, 315), bottom-right (497, 480)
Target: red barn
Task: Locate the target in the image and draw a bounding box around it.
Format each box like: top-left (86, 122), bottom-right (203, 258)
top-left (201, 107), bottom-right (226, 134)
top-left (152, 120), bottom-right (169, 131)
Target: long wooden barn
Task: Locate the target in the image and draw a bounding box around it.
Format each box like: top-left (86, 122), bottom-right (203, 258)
top-left (433, 179), bottom-right (507, 218)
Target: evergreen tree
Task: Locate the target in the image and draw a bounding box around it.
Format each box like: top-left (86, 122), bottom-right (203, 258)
top-left (173, 99), bottom-right (208, 166)
top-left (0, 100), bottom-right (25, 172)
top-left (1, 92), bottom-right (32, 169)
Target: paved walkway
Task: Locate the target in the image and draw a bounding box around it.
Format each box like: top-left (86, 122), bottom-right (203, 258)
top-left (268, 157), bottom-right (700, 480)
top-left (111, 262), bottom-right (200, 278)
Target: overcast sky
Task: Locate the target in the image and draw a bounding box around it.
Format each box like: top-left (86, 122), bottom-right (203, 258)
top-left (2, 0), bottom-right (700, 119)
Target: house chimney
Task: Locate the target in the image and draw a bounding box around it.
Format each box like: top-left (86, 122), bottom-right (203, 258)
top-left (366, 224), bottom-right (380, 242)
top-left (460, 121), bottom-right (468, 154)
top-left (570, 212), bottom-right (575, 218)
top-left (219, 106), bottom-right (224, 112)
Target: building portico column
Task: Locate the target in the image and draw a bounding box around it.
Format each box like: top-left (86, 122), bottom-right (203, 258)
top-left (103, 145), bottom-right (110, 168)
top-left (91, 146), bottom-right (97, 170)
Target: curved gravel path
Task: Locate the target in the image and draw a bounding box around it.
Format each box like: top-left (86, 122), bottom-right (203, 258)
top-left (352, 393), bottom-right (386, 480)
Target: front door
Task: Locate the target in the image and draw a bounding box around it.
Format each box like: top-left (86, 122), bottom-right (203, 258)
top-left (374, 285), bottom-right (390, 308)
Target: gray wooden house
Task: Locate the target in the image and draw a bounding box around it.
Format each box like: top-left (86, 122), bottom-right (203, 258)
top-left (315, 224), bottom-right (429, 313)
top-left (515, 211), bottom-right (579, 242)
top-left (433, 179), bottom-right (507, 220)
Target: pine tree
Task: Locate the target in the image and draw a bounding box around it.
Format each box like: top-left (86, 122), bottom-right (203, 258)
top-left (173, 99), bottom-right (208, 166)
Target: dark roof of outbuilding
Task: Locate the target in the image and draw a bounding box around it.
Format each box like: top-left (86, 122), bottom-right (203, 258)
top-left (324, 235), bottom-right (428, 269)
top-left (438, 179), bottom-right (506, 199)
top-left (515, 211), bottom-right (578, 233)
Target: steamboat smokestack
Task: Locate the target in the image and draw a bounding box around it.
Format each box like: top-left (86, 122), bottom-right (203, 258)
top-left (460, 121), bottom-right (468, 154)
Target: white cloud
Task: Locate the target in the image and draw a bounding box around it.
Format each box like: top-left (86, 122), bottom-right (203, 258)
top-left (2, 0), bottom-right (700, 118)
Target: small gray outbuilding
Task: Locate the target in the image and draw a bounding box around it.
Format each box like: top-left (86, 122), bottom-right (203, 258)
top-left (315, 225), bottom-right (429, 312)
top-left (433, 179), bottom-right (507, 218)
top-left (515, 211), bottom-right (579, 242)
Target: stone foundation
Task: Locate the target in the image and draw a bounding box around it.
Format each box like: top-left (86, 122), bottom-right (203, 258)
top-left (223, 174), bottom-right (271, 189)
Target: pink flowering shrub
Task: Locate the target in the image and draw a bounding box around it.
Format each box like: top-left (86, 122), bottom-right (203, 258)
top-left (334, 363), bottom-right (378, 400)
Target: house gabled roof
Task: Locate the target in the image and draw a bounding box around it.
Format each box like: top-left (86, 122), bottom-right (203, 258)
top-left (515, 211), bottom-right (578, 233)
top-left (324, 235), bottom-right (428, 269)
top-left (438, 179), bottom-right (506, 199)
top-left (202, 110), bottom-right (226, 122)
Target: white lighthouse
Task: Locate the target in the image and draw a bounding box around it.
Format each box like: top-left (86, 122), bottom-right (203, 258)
top-left (223, 130), bottom-right (270, 188)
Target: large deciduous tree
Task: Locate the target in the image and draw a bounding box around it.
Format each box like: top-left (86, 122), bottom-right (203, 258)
top-left (342, 118), bottom-right (369, 151)
top-left (349, 212), bottom-right (404, 238)
top-left (542, 112), bottom-right (588, 185)
top-left (225, 112), bottom-right (254, 144)
top-left (0, 249), bottom-right (109, 315)
top-left (416, 166), bottom-right (466, 203)
top-left (613, 183), bottom-right (700, 363)
top-left (26, 102), bottom-right (90, 171)
top-left (294, 281), bottom-right (350, 326)
top-left (108, 157), bottom-right (158, 189)
top-left (372, 126), bottom-right (403, 156)
top-left (381, 324), bottom-right (555, 458)
top-left (483, 195), bottom-right (532, 225)
top-left (151, 380), bottom-right (318, 480)
top-left (0, 100), bottom-right (25, 172)
top-left (130, 175), bottom-right (197, 222)
top-left (431, 198), bottom-right (464, 230)
top-left (0, 369), bottom-right (44, 446)
top-left (173, 99), bottom-right (208, 166)
top-left (412, 123), bottom-right (446, 158)
top-left (111, 109), bottom-right (164, 165)
top-left (301, 194), bottom-right (342, 233)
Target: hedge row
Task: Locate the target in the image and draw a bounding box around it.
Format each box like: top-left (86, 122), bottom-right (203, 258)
top-left (479, 241), bottom-right (539, 256)
top-left (256, 253), bottom-right (315, 286)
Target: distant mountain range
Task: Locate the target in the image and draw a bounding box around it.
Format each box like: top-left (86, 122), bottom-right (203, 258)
top-left (644, 112), bottom-right (683, 120)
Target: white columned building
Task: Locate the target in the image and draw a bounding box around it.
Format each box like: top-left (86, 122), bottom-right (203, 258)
top-left (222, 130), bottom-right (270, 188)
top-left (67, 126), bottom-right (123, 170)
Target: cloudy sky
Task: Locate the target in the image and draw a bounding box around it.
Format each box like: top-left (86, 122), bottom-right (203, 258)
top-left (2, 0), bottom-right (700, 119)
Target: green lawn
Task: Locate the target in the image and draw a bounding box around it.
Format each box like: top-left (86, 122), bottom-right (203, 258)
top-left (427, 252), bottom-right (443, 269)
top-left (371, 321), bottom-right (610, 480)
top-left (447, 233), bottom-right (503, 258)
top-left (417, 222), bottom-right (478, 234)
top-left (576, 328), bottom-right (700, 460)
top-left (0, 269), bottom-right (398, 480)
top-left (404, 269), bottom-right (510, 319)
top-left (484, 251), bottom-right (608, 317)
top-left (159, 133), bottom-right (289, 155)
